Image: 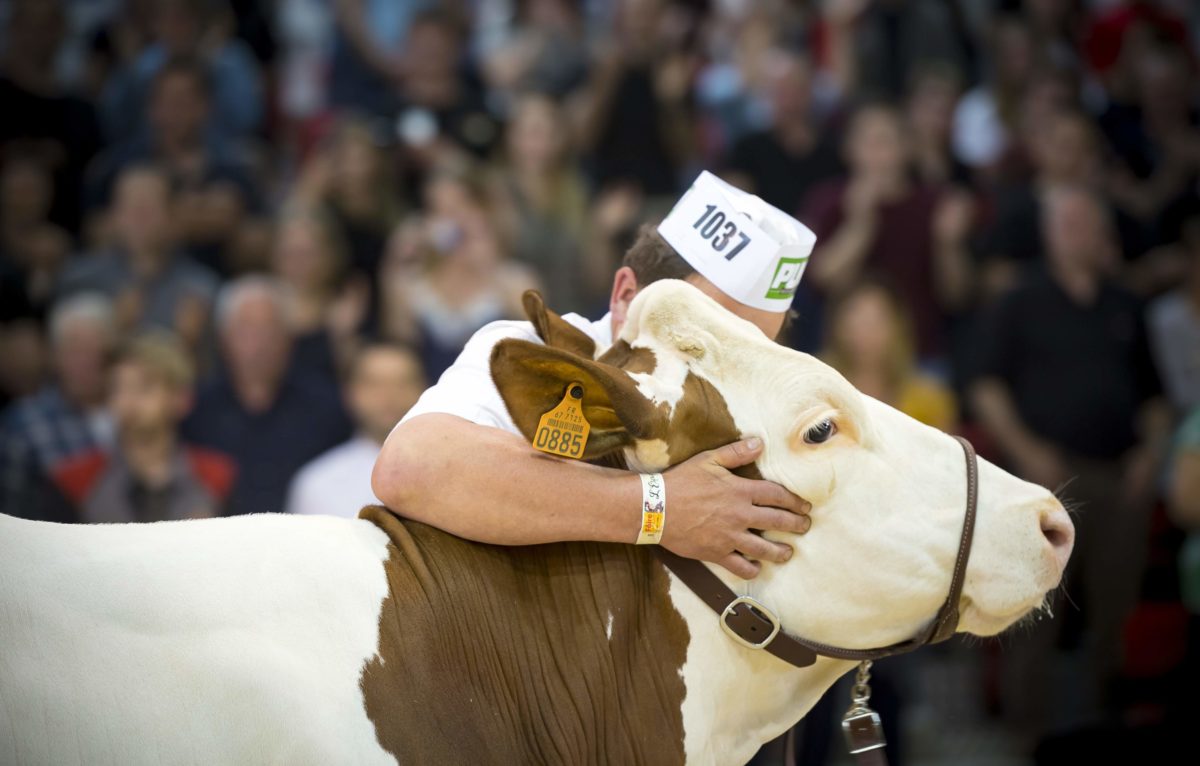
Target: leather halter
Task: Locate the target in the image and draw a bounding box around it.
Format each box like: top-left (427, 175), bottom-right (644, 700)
top-left (657, 436), bottom-right (980, 668)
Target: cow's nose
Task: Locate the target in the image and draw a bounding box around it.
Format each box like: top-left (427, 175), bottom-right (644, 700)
top-left (1040, 504), bottom-right (1075, 571)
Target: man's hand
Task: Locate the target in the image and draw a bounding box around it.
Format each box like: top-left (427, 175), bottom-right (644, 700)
top-left (660, 438), bottom-right (811, 579)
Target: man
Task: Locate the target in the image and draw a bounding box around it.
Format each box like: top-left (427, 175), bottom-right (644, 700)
top-left (971, 184), bottom-right (1170, 738)
top-left (0, 293), bottom-right (115, 520)
top-left (287, 343), bottom-right (425, 517)
top-left (51, 331), bottom-right (234, 523)
top-left (374, 171), bottom-right (815, 580)
top-left (59, 165), bottom-right (219, 349)
top-left (183, 276), bottom-right (351, 515)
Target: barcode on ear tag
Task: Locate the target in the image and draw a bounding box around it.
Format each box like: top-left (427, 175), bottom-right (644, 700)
top-left (533, 382), bottom-right (590, 459)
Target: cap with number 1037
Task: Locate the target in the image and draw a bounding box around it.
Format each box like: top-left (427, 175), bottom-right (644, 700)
top-left (656, 171), bottom-right (818, 313)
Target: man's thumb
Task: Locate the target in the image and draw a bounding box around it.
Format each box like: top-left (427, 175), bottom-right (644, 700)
top-left (710, 437), bottom-right (763, 469)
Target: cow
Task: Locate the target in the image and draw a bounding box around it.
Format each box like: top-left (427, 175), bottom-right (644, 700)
top-left (0, 279), bottom-right (1074, 766)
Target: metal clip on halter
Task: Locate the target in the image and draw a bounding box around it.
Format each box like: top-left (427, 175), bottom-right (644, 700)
top-left (842, 661), bottom-right (887, 761)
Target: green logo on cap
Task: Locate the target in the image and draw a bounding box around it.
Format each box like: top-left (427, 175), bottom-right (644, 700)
top-left (765, 257), bottom-right (808, 300)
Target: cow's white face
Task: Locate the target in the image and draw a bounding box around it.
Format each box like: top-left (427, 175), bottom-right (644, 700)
top-left (493, 280), bottom-right (1073, 653)
top-left (614, 280), bottom-right (1073, 648)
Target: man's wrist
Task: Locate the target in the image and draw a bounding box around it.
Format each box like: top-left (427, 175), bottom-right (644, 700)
top-left (635, 473), bottom-right (666, 545)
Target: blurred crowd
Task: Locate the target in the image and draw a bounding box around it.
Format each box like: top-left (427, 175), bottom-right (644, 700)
top-left (1, 0), bottom-right (1198, 763)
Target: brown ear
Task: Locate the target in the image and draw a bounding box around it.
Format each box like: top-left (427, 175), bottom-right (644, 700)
top-left (490, 339), bottom-right (665, 459)
top-left (522, 290), bottom-right (598, 358)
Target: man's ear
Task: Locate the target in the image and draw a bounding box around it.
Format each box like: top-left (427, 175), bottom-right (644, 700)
top-left (490, 339), bottom-right (664, 459)
top-left (521, 291), bottom-right (597, 358)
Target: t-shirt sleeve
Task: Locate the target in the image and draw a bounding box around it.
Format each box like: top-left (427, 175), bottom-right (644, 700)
top-left (398, 320), bottom-right (541, 435)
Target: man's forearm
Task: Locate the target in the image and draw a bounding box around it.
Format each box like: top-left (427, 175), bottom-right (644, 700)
top-left (970, 379), bottom-right (1043, 457)
top-left (372, 414), bottom-right (643, 546)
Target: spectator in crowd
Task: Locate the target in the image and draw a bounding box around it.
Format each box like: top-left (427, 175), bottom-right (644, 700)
top-left (380, 169), bottom-right (537, 378)
top-left (0, 293), bottom-right (115, 520)
top-left (271, 207), bottom-right (368, 382)
top-left (85, 57), bottom-right (262, 272)
top-left (971, 184), bottom-right (1170, 740)
top-left (0, 0), bottom-right (104, 236)
top-left (328, 0), bottom-right (427, 117)
top-left (479, 0), bottom-right (588, 105)
top-left (286, 343), bottom-right (425, 517)
top-left (952, 14), bottom-right (1037, 177)
top-left (59, 165), bottom-right (219, 353)
top-left (722, 51), bottom-right (843, 218)
top-left (575, 0), bottom-right (695, 197)
top-left (905, 64), bottom-right (969, 188)
top-left (806, 103), bottom-right (974, 362)
top-left (488, 91), bottom-right (592, 311)
top-left (50, 331), bottom-right (234, 523)
top-left (0, 159), bottom-right (73, 322)
top-left (389, 8), bottom-right (499, 160)
top-left (843, 0), bottom-right (974, 101)
top-left (981, 107), bottom-right (1105, 299)
top-left (0, 158), bottom-right (57, 266)
top-left (291, 117), bottom-right (403, 287)
top-left (822, 279), bottom-right (957, 432)
top-left (1148, 215), bottom-right (1200, 414)
top-left (183, 276), bottom-right (351, 515)
top-left (100, 0), bottom-right (262, 143)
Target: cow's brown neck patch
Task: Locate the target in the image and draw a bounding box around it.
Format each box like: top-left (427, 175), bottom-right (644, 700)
top-left (358, 506), bottom-right (691, 764)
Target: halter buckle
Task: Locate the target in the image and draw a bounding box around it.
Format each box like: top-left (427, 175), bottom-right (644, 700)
top-left (719, 596), bottom-right (781, 650)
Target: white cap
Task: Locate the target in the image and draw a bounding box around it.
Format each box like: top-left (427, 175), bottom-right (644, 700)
top-left (656, 171), bottom-right (817, 313)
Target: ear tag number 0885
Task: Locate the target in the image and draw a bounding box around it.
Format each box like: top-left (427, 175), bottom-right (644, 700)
top-left (533, 382), bottom-right (590, 459)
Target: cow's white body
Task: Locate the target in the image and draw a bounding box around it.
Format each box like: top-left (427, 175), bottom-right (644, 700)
top-left (0, 513), bottom-right (396, 766)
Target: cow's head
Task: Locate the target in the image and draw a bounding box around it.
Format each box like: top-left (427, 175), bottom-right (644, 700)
top-left (491, 281), bottom-right (1073, 650)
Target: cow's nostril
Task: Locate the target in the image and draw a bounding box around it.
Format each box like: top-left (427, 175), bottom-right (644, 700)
top-left (1042, 526), bottom-right (1070, 549)
top-left (1040, 506), bottom-right (1075, 553)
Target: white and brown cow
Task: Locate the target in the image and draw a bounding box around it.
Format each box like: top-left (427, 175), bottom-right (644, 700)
top-left (0, 280), bottom-right (1073, 765)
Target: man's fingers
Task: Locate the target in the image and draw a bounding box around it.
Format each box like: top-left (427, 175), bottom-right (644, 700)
top-left (709, 437), bottom-right (763, 469)
top-left (718, 553), bottom-right (761, 580)
top-left (747, 506), bottom-right (812, 535)
top-left (749, 480), bottom-right (811, 515)
top-left (736, 533), bottom-right (793, 564)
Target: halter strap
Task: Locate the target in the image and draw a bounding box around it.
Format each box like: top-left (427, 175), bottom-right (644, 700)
top-left (656, 436), bottom-right (980, 667)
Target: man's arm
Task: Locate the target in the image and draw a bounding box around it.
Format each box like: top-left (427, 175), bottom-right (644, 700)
top-left (970, 378), bottom-right (1070, 491)
top-left (373, 413), bottom-right (811, 580)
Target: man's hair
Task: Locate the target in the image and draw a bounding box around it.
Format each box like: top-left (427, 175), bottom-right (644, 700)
top-left (345, 341), bottom-right (425, 385)
top-left (152, 56), bottom-right (213, 100)
top-left (112, 331), bottom-right (195, 391)
top-left (215, 275), bottom-right (290, 333)
top-left (621, 224), bottom-right (697, 286)
top-left (48, 292), bottom-right (115, 348)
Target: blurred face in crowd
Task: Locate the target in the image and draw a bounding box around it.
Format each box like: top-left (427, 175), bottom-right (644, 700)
top-left (832, 285), bottom-right (898, 368)
top-left (907, 72), bottom-right (958, 144)
top-left (155, 0), bottom-right (203, 55)
top-left (767, 54), bottom-right (813, 125)
top-left (424, 175), bottom-right (500, 269)
top-left (0, 160), bottom-right (53, 228)
top-left (993, 17), bottom-right (1035, 88)
top-left (54, 316), bottom-right (112, 408)
top-left (272, 217), bottom-right (343, 294)
top-left (1043, 187), bottom-right (1116, 277)
top-left (1033, 111), bottom-right (1097, 182)
top-left (6, 0), bottom-right (64, 67)
top-left (330, 125), bottom-right (382, 197)
top-left (348, 346), bottom-right (426, 444)
top-left (112, 169), bottom-right (174, 257)
top-left (109, 360), bottom-right (190, 439)
top-left (149, 69), bottom-right (210, 148)
top-left (847, 107), bottom-right (909, 179)
top-left (1137, 47), bottom-right (1190, 117)
top-left (221, 288), bottom-right (292, 394)
top-left (405, 17), bottom-right (460, 84)
top-left (507, 94), bottom-right (567, 173)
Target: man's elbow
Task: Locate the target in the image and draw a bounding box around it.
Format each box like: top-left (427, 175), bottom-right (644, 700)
top-left (371, 431), bottom-right (427, 513)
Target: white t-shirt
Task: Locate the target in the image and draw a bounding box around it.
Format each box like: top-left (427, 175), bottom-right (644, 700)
top-left (398, 312), bottom-right (613, 435)
top-left (286, 435), bottom-right (384, 517)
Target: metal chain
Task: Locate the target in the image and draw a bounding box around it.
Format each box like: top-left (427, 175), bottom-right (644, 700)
top-left (851, 660), bottom-right (873, 707)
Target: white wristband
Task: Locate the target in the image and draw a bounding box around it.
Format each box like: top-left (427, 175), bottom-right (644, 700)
top-left (636, 473), bottom-right (666, 545)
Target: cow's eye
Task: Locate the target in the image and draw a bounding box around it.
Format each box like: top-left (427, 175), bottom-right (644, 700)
top-left (804, 418), bottom-right (837, 445)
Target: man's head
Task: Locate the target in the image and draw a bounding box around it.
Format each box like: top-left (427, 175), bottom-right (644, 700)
top-left (148, 57), bottom-right (211, 149)
top-left (613, 227), bottom-right (787, 340)
top-left (49, 293), bottom-right (116, 409)
top-left (845, 104), bottom-right (909, 180)
top-left (346, 344), bottom-right (426, 445)
top-left (612, 171), bottom-right (816, 342)
top-left (108, 332), bottom-right (194, 440)
top-left (764, 51), bottom-right (813, 127)
top-left (215, 276), bottom-right (293, 397)
top-left (1042, 184), bottom-right (1118, 278)
top-left (111, 166), bottom-right (175, 258)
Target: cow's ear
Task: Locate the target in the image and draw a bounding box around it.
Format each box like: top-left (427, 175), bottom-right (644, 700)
top-left (490, 339), bottom-right (663, 459)
top-left (522, 290), bottom-right (598, 359)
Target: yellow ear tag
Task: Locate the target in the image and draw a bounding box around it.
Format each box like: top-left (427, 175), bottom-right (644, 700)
top-left (533, 382), bottom-right (590, 459)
